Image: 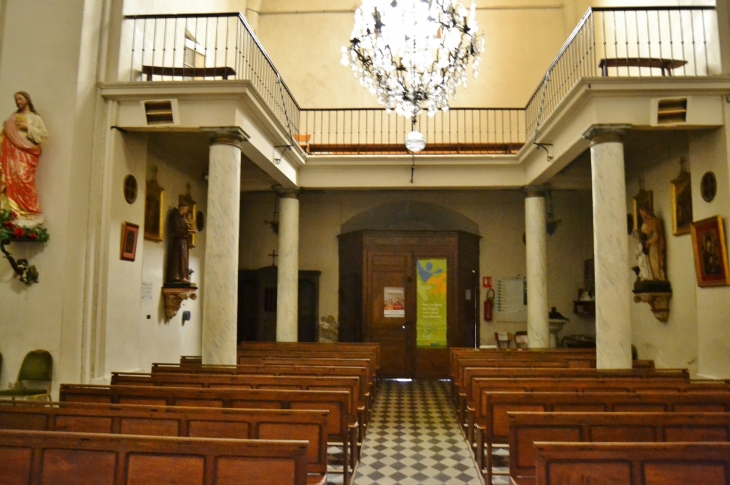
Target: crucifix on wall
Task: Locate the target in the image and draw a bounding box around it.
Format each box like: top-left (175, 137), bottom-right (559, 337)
top-left (268, 249), bottom-right (278, 267)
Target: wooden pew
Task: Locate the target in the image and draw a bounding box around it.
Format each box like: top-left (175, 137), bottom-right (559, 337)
top-left (458, 367), bottom-right (689, 428)
top-left (60, 384), bottom-right (356, 484)
top-left (111, 372), bottom-right (368, 445)
top-left (534, 442), bottom-right (730, 485)
top-left (509, 411), bottom-right (730, 485)
top-left (152, 363), bottom-right (371, 422)
top-left (0, 400), bottom-right (329, 485)
top-left (475, 390), bottom-right (730, 483)
top-left (0, 428), bottom-right (308, 485)
top-left (464, 375), bottom-right (726, 445)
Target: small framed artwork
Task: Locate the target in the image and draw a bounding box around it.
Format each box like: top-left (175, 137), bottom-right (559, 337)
top-left (690, 215), bottom-right (730, 287)
top-left (671, 169), bottom-right (693, 236)
top-left (632, 189), bottom-right (653, 233)
top-left (144, 179), bottom-right (165, 241)
top-left (121, 222), bottom-right (140, 261)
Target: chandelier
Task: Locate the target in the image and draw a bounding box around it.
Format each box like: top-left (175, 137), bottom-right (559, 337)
top-left (342, 0), bottom-right (484, 144)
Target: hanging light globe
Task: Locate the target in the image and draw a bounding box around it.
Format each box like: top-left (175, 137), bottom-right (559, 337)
top-left (405, 130), bottom-right (427, 153)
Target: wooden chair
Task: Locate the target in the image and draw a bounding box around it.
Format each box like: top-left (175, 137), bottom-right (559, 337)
top-left (494, 332), bottom-right (513, 349)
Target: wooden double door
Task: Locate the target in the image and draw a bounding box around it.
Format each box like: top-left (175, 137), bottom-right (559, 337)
top-left (339, 231), bottom-right (479, 379)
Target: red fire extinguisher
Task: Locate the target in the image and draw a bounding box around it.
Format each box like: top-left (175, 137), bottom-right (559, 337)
top-left (484, 288), bottom-right (495, 322)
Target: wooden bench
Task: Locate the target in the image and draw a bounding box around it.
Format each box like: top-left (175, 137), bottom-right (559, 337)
top-left (458, 367), bottom-right (688, 428)
top-left (534, 442), bottom-right (730, 485)
top-left (141, 65), bottom-right (236, 80)
top-left (0, 400), bottom-right (328, 485)
top-left (0, 428), bottom-right (308, 485)
top-left (598, 57), bottom-right (688, 76)
top-left (509, 411), bottom-right (730, 485)
top-left (237, 342), bottom-right (380, 366)
top-left (475, 391), bottom-right (730, 483)
top-left (60, 384), bottom-right (356, 484)
top-left (111, 372), bottom-right (367, 446)
top-left (465, 375), bottom-right (725, 446)
top-left (152, 363), bottom-right (370, 428)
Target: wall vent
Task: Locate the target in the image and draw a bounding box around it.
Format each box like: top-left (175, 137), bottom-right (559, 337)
top-left (144, 100), bottom-right (174, 125)
top-left (657, 98), bottom-right (687, 124)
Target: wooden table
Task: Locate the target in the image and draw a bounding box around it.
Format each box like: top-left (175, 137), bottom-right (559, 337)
top-left (599, 57), bottom-right (687, 76)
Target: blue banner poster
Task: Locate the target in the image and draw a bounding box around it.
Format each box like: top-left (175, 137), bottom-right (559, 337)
top-left (416, 259), bottom-right (447, 348)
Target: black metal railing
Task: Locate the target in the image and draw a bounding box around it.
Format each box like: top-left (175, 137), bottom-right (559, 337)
top-left (298, 108), bottom-right (526, 155)
top-left (526, 6), bottom-right (716, 141)
top-left (122, 13), bottom-right (300, 136)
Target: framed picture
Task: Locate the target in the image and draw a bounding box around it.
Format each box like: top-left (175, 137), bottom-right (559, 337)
top-left (144, 179), bottom-right (165, 241)
top-left (671, 170), bottom-right (693, 235)
top-left (690, 215), bottom-right (730, 287)
top-left (632, 189), bottom-right (653, 233)
top-left (120, 222), bottom-right (139, 262)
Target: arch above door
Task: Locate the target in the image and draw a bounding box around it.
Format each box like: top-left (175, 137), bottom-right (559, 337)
top-left (341, 200), bottom-right (480, 235)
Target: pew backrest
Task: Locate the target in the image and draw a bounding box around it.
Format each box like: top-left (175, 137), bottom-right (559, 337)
top-left (534, 442), bottom-right (730, 485)
top-left (0, 429), bottom-right (308, 485)
top-left (508, 411), bottom-right (730, 483)
top-left (0, 400), bottom-right (328, 474)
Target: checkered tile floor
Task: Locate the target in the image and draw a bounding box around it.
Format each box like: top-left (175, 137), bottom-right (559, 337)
top-left (353, 380), bottom-right (483, 485)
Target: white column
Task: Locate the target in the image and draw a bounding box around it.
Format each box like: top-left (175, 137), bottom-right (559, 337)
top-left (201, 128), bottom-right (247, 365)
top-left (525, 187), bottom-right (549, 348)
top-left (276, 189), bottom-right (299, 342)
top-left (583, 125), bottom-right (633, 369)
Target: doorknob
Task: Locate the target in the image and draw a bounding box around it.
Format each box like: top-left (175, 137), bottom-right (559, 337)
top-left (401, 325), bottom-right (406, 330)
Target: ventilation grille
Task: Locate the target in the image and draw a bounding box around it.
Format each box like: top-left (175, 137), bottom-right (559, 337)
top-left (657, 98), bottom-right (687, 124)
top-left (144, 100), bottom-right (174, 125)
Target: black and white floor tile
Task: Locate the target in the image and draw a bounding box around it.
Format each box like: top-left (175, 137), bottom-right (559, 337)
top-left (353, 380), bottom-right (483, 485)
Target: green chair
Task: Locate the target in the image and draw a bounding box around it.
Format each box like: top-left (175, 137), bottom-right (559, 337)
top-left (0, 350), bottom-right (52, 401)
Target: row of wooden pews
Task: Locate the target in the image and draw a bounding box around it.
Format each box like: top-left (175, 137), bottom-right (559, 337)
top-left (449, 347), bottom-right (730, 485)
top-left (0, 342), bottom-right (379, 485)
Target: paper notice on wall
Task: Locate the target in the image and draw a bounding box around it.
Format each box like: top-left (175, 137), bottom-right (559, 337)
top-left (384, 287), bottom-right (405, 317)
top-left (495, 277), bottom-right (527, 322)
top-left (141, 282), bottom-right (153, 301)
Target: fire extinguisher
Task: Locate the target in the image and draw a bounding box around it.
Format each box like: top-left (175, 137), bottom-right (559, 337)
top-left (484, 288), bottom-right (495, 322)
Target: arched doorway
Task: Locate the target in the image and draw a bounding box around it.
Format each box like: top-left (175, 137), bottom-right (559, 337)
top-left (338, 202), bottom-right (480, 379)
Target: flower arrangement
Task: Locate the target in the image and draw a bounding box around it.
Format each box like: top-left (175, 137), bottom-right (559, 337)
top-left (0, 209), bottom-right (50, 285)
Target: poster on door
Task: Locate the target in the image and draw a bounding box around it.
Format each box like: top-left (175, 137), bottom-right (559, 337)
top-left (383, 287), bottom-right (405, 317)
top-left (416, 259), bottom-right (447, 348)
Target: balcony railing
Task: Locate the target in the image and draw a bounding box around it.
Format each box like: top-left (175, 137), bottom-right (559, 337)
top-left (299, 108), bottom-right (526, 155)
top-left (121, 7), bottom-right (717, 157)
top-left (526, 6), bottom-right (717, 141)
top-left (122, 13), bottom-right (300, 137)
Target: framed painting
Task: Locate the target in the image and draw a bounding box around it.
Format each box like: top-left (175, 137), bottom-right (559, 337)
top-left (690, 215), bottom-right (730, 287)
top-left (671, 170), bottom-right (693, 235)
top-left (120, 222), bottom-right (139, 262)
top-left (632, 189), bottom-right (653, 233)
top-left (144, 179), bottom-right (165, 241)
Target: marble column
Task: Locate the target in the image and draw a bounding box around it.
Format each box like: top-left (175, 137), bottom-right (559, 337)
top-left (201, 128), bottom-right (247, 365)
top-left (276, 188), bottom-right (300, 342)
top-left (525, 187), bottom-right (550, 348)
top-left (583, 125), bottom-right (633, 369)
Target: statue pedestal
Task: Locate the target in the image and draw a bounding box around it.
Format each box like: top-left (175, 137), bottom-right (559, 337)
top-left (162, 286), bottom-right (197, 320)
top-left (633, 291), bottom-right (671, 322)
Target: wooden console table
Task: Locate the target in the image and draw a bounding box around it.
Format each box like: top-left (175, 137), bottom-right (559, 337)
top-left (599, 57), bottom-right (687, 77)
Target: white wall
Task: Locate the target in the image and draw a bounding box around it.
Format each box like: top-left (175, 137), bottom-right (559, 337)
top-left (0, 0), bottom-right (104, 396)
top-left (239, 188), bottom-right (595, 346)
top-left (625, 132), bottom-right (699, 374)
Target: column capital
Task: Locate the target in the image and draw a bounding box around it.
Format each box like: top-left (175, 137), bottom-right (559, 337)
top-left (201, 127), bottom-right (249, 148)
top-left (273, 185), bottom-right (300, 199)
top-left (582, 124), bottom-right (632, 145)
top-left (523, 185), bottom-right (548, 198)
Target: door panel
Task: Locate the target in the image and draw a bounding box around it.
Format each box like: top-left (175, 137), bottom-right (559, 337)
top-left (367, 252), bottom-right (412, 378)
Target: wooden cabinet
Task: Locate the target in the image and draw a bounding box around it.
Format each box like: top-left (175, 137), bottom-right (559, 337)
top-left (237, 267), bottom-right (321, 343)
